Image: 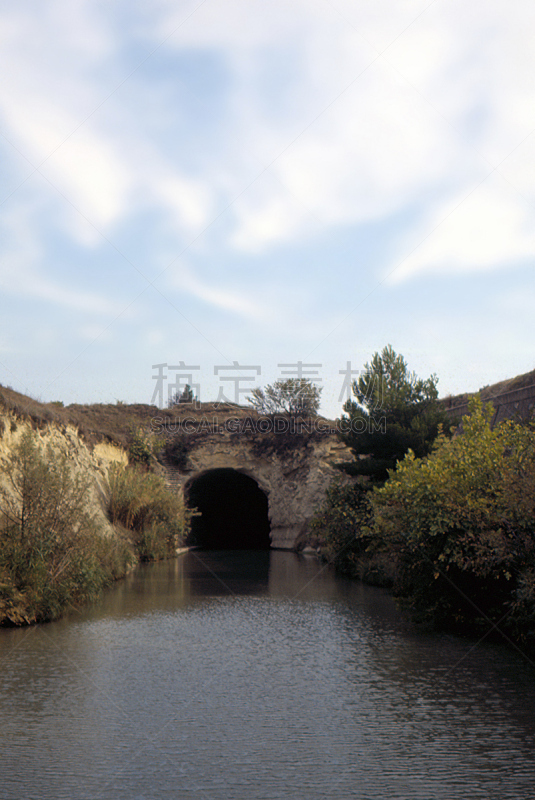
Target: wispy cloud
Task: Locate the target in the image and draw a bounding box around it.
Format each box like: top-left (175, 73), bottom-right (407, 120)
top-left (1, 0), bottom-right (534, 409)
top-left (2, 1), bottom-right (534, 277)
top-left (0, 203), bottom-right (121, 314)
top-left (169, 262), bottom-right (267, 320)
top-left (388, 176), bottom-right (535, 282)
top-left (146, 0), bottom-right (535, 274)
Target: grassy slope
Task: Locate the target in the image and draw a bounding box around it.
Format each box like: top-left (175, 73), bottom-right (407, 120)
top-left (441, 367), bottom-right (535, 410)
top-left (0, 384), bottom-right (256, 449)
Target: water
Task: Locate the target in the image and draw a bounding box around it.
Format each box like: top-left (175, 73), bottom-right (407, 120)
top-left (1, 550), bottom-right (534, 800)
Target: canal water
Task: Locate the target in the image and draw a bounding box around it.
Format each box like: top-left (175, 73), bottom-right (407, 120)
top-left (1, 550), bottom-right (534, 800)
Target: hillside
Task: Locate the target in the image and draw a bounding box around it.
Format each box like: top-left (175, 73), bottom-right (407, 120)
top-left (0, 384), bottom-right (258, 450)
top-left (441, 368), bottom-right (535, 425)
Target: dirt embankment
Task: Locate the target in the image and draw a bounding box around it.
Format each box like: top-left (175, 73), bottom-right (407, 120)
top-left (441, 368), bottom-right (535, 426)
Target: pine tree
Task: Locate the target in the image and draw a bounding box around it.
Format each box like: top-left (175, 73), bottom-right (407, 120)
top-left (341, 345), bottom-right (452, 484)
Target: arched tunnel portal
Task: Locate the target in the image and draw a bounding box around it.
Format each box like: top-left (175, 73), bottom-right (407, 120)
top-left (185, 468), bottom-right (271, 550)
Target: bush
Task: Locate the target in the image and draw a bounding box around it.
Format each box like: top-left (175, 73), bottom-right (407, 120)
top-left (310, 480), bottom-right (394, 585)
top-left (371, 398), bottom-right (535, 647)
top-left (0, 430), bottom-right (132, 625)
top-left (248, 378), bottom-right (321, 416)
top-left (107, 464), bottom-right (190, 561)
top-left (162, 433), bottom-right (193, 471)
top-left (128, 426), bottom-right (155, 466)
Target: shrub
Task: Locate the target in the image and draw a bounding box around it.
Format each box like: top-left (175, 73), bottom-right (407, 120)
top-left (309, 480), bottom-right (394, 585)
top-left (107, 464), bottom-right (190, 561)
top-left (128, 426), bottom-right (154, 466)
top-left (248, 378), bottom-right (321, 416)
top-left (0, 430), bottom-right (132, 624)
top-left (371, 398), bottom-right (535, 647)
top-left (162, 433), bottom-right (193, 471)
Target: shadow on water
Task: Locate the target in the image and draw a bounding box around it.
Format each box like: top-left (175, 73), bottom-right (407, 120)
top-left (58, 549), bottom-right (403, 628)
top-left (63, 550), bottom-right (341, 622)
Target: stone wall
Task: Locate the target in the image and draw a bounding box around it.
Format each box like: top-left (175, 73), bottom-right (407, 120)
top-left (442, 380), bottom-right (535, 428)
top-left (160, 425), bottom-right (353, 550)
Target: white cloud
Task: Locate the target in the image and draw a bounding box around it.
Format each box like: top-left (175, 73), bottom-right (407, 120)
top-left (1, 0), bottom-right (535, 294)
top-left (169, 262), bottom-right (267, 319)
top-left (155, 175), bottom-right (213, 234)
top-left (152, 0), bottom-right (535, 272)
top-left (0, 203), bottom-right (121, 315)
top-left (0, 1), bottom-right (217, 245)
top-left (0, 4), bottom-right (130, 240)
top-left (388, 175), bottom-right (535, 282)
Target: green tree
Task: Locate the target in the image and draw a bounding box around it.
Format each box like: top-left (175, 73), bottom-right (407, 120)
top-left (309, 480), bottom-right (376, 577)
top-left (371, 397), bottom-right (535, 645)
top-left (248, 378), bottom-right (321, 416)
top-left (310, 347), bottom-right (450, 576)
top-left (341, 345), bottom-right (452, 484)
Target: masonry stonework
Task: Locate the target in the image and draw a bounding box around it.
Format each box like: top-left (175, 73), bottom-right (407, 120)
top-left (161, 427), bottom-right (353, 550)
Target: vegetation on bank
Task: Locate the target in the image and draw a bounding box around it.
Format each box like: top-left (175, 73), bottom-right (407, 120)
top-left (312, 346), bottom-right (535, 653)
top-left (107, 463), bottom-right (190, 562)
top-left (0, 382), bottom-right (261, 450)
top-left (372, 398), bottom-right (535, 647)
top-left (0, 429), bottom-right (190, 626)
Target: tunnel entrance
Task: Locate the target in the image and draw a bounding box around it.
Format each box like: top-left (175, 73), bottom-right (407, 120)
top-left (185, 469), bottom-right (271, 550)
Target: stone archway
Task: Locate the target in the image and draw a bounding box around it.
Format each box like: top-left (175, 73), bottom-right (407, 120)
top-left (160, 419), bottom-right (354, 549)
top-left (185, 468), bottom-right (271, 550)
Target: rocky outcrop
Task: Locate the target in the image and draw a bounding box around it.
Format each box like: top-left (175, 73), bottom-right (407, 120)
top-left (0, 411), bottom-right (128, 535)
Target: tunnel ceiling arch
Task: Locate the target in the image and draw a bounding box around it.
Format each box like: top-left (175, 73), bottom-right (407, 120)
top-left (186, 468), bottom-right (271, 550)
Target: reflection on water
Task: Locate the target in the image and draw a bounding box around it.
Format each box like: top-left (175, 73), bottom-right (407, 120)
top-left (1, 550), bottom-right (534, 800)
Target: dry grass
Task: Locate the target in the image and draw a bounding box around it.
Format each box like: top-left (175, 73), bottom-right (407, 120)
top-left (441, 368), bottom-right (535, 410)
top-left (107, 463), bottom-right (191, 561)
top-left (0, 386), bottom-right (337, 461)
top-left (0, 429), bottom-right (133, 625)
top-left (0, 384), bottom-right (261, 449)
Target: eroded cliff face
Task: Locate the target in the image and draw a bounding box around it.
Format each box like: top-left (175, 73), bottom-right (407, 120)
top-left (0, 412), bottom-right (128, 536)
top-left (0, 407), bottom-right (354, 552)
top-left (162, 428), bottom-right (354, 549)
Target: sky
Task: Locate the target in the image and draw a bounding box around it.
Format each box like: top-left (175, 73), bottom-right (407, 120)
top-left (0, 0), bottom-right (534, 419)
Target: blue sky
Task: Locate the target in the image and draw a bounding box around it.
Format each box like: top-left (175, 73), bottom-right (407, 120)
top-left (1, 0), bottom-right (534, 418)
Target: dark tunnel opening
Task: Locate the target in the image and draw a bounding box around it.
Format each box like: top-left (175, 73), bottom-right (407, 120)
top-left (185, 469), bottom-right (271, 550)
